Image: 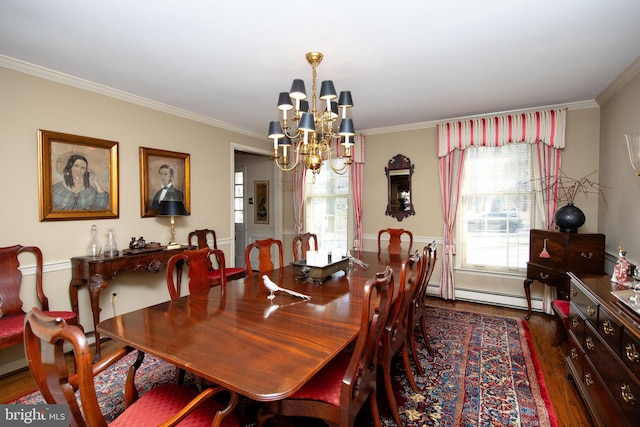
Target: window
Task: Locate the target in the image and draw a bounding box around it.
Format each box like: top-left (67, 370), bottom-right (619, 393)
top-left (459, 144), bottom-right (533, 273)
top-left (304, 161), bottom-right (350, 253)
top-left (234, 171), bottom-right (244, 224)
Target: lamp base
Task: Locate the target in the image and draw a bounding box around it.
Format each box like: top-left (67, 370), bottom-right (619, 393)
top-left (166, 242), bottom-right (182, 250)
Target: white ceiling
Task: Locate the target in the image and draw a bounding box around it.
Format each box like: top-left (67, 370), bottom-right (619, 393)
top-left (1, 1), bottom-right (639, 137)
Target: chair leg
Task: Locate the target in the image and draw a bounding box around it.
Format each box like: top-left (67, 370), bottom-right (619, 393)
top-left (420, 316), bottom-right (434, 355)
top-left (408, 325), bottom-right (425, 376)
top-left (369, 392), bottom-right (382, 427)
top-left (401, 344), bottom-right (419, 393)
top-left (382, 356), bottom-right (403, 427)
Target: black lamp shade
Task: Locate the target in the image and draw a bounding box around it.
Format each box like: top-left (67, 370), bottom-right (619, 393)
top-left (338, 118), bottom-right (355, 136)
top-left (277, 92), bottom-right (293, 111)
top-left (298, 112), bottom-right (316, 132)
top-left (157, 200), bottom-right (188, 216)
top-left (268, 121), bottom-right (284, 139)
top-left (320, 80), bottom-right (337, 100)
top-left (279, 136), bottom-right (292, 147)
top-left (338, 91), bottom-right (353, 107)
top-left (299, 99), bottom-right (309, 113)
top-left (289, 79), bottom-right (307, 100)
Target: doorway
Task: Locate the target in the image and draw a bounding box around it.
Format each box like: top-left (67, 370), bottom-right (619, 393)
top-left (232, 146), bottom-right (281, 268)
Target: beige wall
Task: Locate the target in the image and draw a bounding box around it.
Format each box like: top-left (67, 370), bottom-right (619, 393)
top-left (598, 64), bottom-right (640, 261)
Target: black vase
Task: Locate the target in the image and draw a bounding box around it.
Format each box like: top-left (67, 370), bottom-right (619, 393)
top-left (554, 203), bottom-right (585, 233)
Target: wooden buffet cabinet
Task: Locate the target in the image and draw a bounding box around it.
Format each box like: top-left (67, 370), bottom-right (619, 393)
top-left (524, 229), bottom-right (605, 319)
top-left (566, 273), bottom-right (640, 427)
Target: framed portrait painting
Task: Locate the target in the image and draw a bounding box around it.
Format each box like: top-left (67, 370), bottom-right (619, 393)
top-left (140, 147), bottom-right (190, 217)
top-left (254, 180), bottom-right (269, 224)
top-left (38, 130), bottom-right (119, 221)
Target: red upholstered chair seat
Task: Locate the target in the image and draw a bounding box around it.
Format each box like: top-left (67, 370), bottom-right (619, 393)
top-left (110, 383), bottom-right (239, 427)
top-left (0, 311), bottom-right (77, 339)
top-left (551, 299), bottom-right (570, 346)
top-left (286, 351), bottom-right (351, 406)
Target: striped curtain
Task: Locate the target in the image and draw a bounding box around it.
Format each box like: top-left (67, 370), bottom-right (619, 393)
top-left (437, 109), bottom-right (566, 304)
top-left (293, 167), bottom-right (306, 235)
top-left (350, 134), bottom-right (365, 252)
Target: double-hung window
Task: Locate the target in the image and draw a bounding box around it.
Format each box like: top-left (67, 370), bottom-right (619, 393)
top-left (304, 160), bottom-right (350, 253)
top-left (459, 143), bottom-right (533, 273)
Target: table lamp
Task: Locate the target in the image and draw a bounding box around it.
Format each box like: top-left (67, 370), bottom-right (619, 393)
top-left (157, 200), bottom-right (188, 250)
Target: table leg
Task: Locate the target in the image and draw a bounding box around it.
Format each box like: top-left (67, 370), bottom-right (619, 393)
top-left (524, 278), bottom-right (533, 320)
top-left (87, 274), bottom-right (109, 361)
top-left (69, 278), bottom-right (84, 319)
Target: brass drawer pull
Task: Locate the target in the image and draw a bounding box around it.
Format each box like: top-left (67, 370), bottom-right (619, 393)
top-left (626, 343), bottom-right (640, 363)
top-left (571, 288), bottom-right (578, 298)
top-left (571, 317), bottom-right (580, 329)
top-left (602, 320), bottom-right (614, 336)
top-left (580, 252), bottom-right (593, 259)
top-left (539, 272), bottom-right (549, 280)
top-left (585, 336), bottom-right (595, 351)
top-left (585, 372), bottom-right (594, 387)
top-left (587, 305), bottom-right (596, 317)
top-left (570, 348), bottom-right (578, 360)
top-left (621, 384), bottom-right (636, 404)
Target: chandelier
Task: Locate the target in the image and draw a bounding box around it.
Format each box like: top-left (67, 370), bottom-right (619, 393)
top-left (268, 52), bottom-right (355, 175)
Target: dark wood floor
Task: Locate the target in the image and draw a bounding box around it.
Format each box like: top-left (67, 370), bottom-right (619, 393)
top-left (0, 298), bottom-right (592, 426)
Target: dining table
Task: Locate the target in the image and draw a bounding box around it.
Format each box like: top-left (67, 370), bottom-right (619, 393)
top-left (97, 251), bottom-right (404, 402)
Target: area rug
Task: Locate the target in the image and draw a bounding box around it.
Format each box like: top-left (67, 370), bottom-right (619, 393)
top-left (10, 307), bottom-right (556, 426)
top-left (381, 306), bottom-right (557, 427)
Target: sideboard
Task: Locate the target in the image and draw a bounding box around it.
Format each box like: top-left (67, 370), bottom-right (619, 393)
top-left (69, 246), bottom-right (191, 360)
top-left (524, 229), bottom-right (605, 319)
top-left (566, 272), bottom-right (640, 426)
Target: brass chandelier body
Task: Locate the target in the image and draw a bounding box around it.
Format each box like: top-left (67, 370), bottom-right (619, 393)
top-left (268, 52), bottom-right (355, 175)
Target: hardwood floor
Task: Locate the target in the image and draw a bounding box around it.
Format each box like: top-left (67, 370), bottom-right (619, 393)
top-left (0, 298), bottom-right (592, 426)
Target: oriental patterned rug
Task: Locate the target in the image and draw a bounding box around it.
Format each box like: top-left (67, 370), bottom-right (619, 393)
top-left (379, 306), bottom-right (557, 427)
top-left (10, 307), bottom-right (557, 427)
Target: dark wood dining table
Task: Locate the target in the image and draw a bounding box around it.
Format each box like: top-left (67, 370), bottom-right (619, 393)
top-left (97, 251), bottom-right (403, 402)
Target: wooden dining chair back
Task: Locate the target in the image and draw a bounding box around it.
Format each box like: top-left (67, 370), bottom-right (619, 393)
top-left (408, 242), bottom-right (437, 375)
top-left (263, 266), bottom-right (394, 427)
top-left (188, 229), bottom-right (247, 284)
top-left (292, 232), bottom-right (318, 261)
top-left (378, 250), bottom-right (421, 427)
top-left (167, 248), bottom-right (227, 300)
top-left (0, 244), bottom-right (79, 350)
top-left (244, 238), bottom-right (283, 276)
top-left (377, 228), bottom-right (413, 255)
top-left (24, 307), bottom-right (240, 427)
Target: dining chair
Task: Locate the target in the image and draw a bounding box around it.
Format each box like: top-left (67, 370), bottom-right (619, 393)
top-left (378, 251), bottom-right (421, 427)
top-left (262, 266), bottom-right (395, 427)
top-left (167, 248), bottom-right (228, 300)
top-left (0, 244), bottom-right (80, 351)
top-left (24, 307), bottom-right (240, 427)
top-left (244, 238), bottom-right (284, 276)
top-left (408, 243), bottom-right (437, 376)
top-left (377, 228), bottom-right (413, 255)
top-left (291, 232), bottom-right (318, 261)
top-left (188, 229), bottom-right (247, 284)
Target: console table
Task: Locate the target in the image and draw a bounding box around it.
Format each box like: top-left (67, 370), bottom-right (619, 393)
top-left (523, 229), bottom-right (604, 319)
top-left (69, 246), bottom-right (190, 360)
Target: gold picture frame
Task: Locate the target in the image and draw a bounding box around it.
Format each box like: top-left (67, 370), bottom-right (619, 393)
top-left (38, 130), bottom-right (119, 221)
top-left (140, 147), bottom-right (190, 217)
top-left (254, 180), bottom-right (269, 224)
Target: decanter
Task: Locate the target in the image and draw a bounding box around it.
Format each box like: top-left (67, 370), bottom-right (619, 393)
top-left (104, 228), bottom-right (119, 257)
top-left (86, 224), bottom-right (102, 257)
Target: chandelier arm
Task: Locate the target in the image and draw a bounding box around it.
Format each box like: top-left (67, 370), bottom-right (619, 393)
top-left (275, 140), bottom-right (305, 173)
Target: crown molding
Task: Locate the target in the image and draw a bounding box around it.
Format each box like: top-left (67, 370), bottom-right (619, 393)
top-left (0, 54), bottom-right (262, 139)
top-left (361, 100), bottom-right (599, 135)
top-left (596, 55), bottom-right (640, 105)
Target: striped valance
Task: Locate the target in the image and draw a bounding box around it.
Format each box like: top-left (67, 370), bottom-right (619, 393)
top-left (437, 109), bottom-right (566, 157)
